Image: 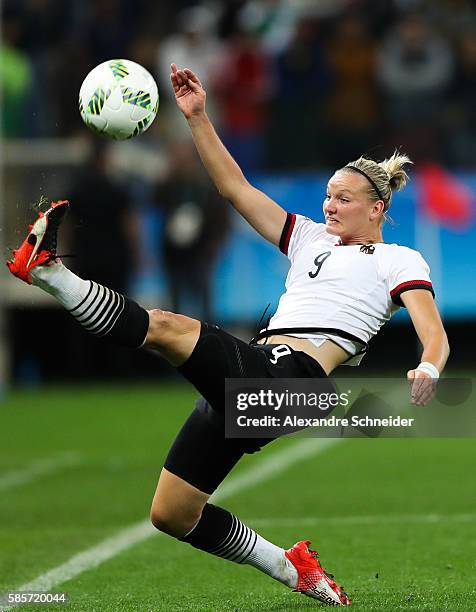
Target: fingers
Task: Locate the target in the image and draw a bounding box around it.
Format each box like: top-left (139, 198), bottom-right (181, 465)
top-left (184, 77), bottom-right (201, 93)
top-left (170, 63), bottom-right (179, 92)
top-left (171, 67), bottom-right (185, 88)
top-left (170, 64), bottom-right (203, 92)
top-left (418, 384), bottom-right (436, 406)
top-left (170, 63), bottom-right (186, 93)
top-left (408, 369), bottom-right (436, 406)
top-left (184, 68), bottom-right (202, 88)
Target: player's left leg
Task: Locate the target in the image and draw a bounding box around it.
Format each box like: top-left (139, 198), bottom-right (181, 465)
top-left (150, 398), bottom-right (351, 606)
top-left (151, 468), bottom-right (302, 589)
top-left (149, 403), bottom-right (301, 591)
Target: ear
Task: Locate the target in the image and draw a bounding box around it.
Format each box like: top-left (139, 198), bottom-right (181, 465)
top-left (369, 200), bottom-right (385, 221)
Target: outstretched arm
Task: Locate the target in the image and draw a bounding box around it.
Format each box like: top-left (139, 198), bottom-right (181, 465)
top-left (403, 290), bottom-right (450, 405)
top-left (170, 64), bottom-right (287, 246)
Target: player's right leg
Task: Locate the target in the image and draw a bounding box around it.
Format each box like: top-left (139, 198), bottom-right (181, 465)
top-left (7, 200), bottom-right (200, 366)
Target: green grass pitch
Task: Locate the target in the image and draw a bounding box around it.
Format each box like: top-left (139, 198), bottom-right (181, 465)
top-left (0, 384), bottom-right (475, 611)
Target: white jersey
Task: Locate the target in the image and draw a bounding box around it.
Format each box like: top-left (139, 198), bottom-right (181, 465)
top-left (264, 214), bottom-right (434, 365)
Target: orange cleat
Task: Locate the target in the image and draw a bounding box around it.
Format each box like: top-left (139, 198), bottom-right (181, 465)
top-left (7, 200), bottom-right (69, 284)
top-left (285, 540), bottom-right (352, 606)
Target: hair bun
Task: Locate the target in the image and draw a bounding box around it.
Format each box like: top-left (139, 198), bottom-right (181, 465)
top-left (379, 151), bottom-right (413, 192)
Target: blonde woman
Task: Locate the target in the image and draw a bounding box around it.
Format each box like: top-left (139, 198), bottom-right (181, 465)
top-left (8, 65), bottom-right (449, 607)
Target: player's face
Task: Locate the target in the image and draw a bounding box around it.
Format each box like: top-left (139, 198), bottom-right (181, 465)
top-left (323, 171), bottom-right (380, 240)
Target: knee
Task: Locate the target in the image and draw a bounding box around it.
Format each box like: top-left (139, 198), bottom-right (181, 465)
top-left (146, 309), bottom-right (172, 346)
top-left (150, 497), bottom-right (203, 538)
top-left (144, 310), bottom-right (201, 366)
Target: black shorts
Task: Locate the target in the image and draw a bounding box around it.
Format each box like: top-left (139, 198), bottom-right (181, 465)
top-left (164, 323), bottom-right (334, 494)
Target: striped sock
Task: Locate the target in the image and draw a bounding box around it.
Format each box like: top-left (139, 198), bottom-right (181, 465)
top-left (30, 262), bottom-right (149, 348)
top-left (68, 281), bottom-right (125, 339)
top-left (181, 504), bottom-right (298, 588)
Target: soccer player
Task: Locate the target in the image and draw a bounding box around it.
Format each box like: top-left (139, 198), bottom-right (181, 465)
top-left (7, 65), bottom-right (449, 607)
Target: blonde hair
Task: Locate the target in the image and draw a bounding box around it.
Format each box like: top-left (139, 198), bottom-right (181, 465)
top-left (342, 151), bottom-right (413, 214)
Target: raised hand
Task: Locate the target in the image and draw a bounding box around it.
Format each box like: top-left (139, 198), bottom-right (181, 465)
top-left (170, 63), bottom-right (206, 119)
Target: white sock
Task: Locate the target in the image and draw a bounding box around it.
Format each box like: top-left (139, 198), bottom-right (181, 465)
top-left (30, 262), bottom-right (90, 310)
top-left (244, 533), bottom-right (298, 588)
top-left (197, 511), bottom-right (298, 588)
top-left (30, 261), bottom-right (148, 347)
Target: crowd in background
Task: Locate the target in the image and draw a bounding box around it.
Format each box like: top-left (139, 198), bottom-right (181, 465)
top-left (3, 0), bottom-right (476, 382)
top-left (2, 0), bottom-right (476, 170)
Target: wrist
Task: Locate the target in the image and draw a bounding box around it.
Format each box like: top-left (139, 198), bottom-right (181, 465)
top-left (187, 111), bottom-right (207, 127)
top-left (416, 361), bottom-right (440, 379)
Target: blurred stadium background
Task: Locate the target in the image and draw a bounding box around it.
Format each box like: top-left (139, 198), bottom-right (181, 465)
top-left (1, 1), bottom-right (475, 610)
top-left (1, 0), bottom-right (475, 385)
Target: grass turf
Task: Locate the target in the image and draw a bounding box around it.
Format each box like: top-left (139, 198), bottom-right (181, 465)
top-left (0, 384), bottom-right (475, 611)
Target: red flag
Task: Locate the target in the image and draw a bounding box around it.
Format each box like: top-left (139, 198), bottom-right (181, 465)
top-left (416, 164), bottom-right (474, 230)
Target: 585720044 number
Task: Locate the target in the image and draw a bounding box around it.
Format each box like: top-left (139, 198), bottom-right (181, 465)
top-left (0, 592), bottom-right (69, 605)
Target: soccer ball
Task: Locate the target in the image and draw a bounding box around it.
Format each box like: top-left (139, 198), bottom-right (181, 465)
top-left (79, 59), bottom-right (159, 140)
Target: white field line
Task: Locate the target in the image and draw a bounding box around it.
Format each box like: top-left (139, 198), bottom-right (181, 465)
top-left (0, 453), bottom-right (82, 493)
top-left (0, 438), bottom-right (341, 611)
top-left (211, 437), bottom-right (341, 502)
top-left (247, 512), bottom-right (476, 529)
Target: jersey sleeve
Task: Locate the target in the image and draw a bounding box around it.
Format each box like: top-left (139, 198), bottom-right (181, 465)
top-left (279, 213), bottom-right (327, 261)
top-left (387, 248), bottom-right (435, 307)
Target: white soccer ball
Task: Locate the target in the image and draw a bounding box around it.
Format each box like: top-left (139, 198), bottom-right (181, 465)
top-left (79, 59), bottom-right (159, 140)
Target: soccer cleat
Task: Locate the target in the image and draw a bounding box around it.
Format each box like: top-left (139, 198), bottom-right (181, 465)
top-left (6, 200), bottom-right (69, 284)
top-left (285, 540), bottom-right (352, 606)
